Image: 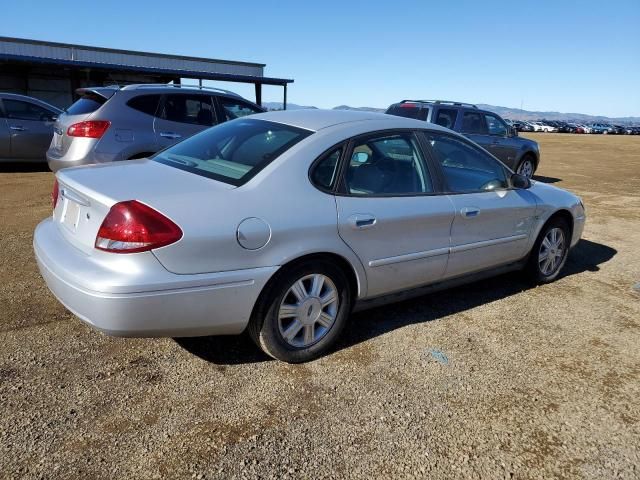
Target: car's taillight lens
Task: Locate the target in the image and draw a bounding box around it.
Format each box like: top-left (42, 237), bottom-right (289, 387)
top-left (52, 179), bottom-right (59, 210)
top-left (67, 120), bottom-right (111, 138)
top-left (95, 200), bottom-right (182, 253)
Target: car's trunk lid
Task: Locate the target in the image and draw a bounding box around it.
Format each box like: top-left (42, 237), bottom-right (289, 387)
top-left (54, 159), bottom-right (234, 255)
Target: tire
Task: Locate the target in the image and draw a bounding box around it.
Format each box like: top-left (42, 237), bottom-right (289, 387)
top-left (248, 259), bottom-right (352, 363)
top-left (516, 155), bottom-right (536, 179)
top-left (524, 217), bottom-right (571, 284)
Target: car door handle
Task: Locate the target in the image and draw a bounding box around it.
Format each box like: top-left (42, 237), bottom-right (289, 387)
top-left (159, 132), bottom-right (182, 139)
top-left (461, 207), bottom-right (480, 218)
top-left (10, 126), bottom-right (26, 131)
top-left (348, 214), bottom-right (377, 229)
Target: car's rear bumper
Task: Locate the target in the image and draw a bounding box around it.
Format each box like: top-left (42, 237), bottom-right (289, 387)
top-left (571, 214), bottom-right (586, 248)
top-left (34, 218), bottom-right (277, 337)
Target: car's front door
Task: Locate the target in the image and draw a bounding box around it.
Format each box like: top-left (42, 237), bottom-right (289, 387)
top-left (153, 94), bottom-right (217, 149)
top-left (483, 112), bottom-right (519, 169)
top-left (334, 131), bottom-right (454, 297)
top-left (0, 101), bottom-right (10, 159)
top-left (424, 131), bottom-right (538, 278)
top-left (2, 99), bottom-right (56, 159)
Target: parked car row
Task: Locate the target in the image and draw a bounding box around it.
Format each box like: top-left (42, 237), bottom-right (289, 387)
top-left (509, 119), bottom-right (640, 134)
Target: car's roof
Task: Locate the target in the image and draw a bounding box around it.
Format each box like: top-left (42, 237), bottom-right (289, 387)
top-left (250, 108), bottom-right (453, 133)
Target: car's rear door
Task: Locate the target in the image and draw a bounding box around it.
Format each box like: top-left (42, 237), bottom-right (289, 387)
top-left (334, 130), bottom-right (454, 298)
top-left (423, 131), bottom-right (537, 278)
top-left (153, 93), bottom-right (217, 149)
top-left (3, 99), bottom-right (57, 159)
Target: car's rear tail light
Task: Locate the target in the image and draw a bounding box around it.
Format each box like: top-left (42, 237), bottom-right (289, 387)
top-left (52, 179), bottom-right (59, 210)
top-left (400, 103), bottom-right (418, 108)
top-left (67, 120), bottom-right (111, 138)
top-left (95, 200), bottom-right (182, 253)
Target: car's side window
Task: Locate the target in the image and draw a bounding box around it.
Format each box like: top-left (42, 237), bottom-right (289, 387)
top-left (426, 132), bottom-right (508, 192)
top-left (219, 98), bottom-right (262, 121)
top-left (3, 100), bottom-right (55, 121)
top-left (311, 147), bottom-right (342, 191)
top-left (127, 95), bottom-right (162, 117)
top-left (485, 113), bottom-right (508, 136)
top-left (162, 94), bottom-right (215, 126)
top-left (345, 133), bottom-right (433, 196)
top-left (434, 108), bottom-right (458, 130)
top-left (460, 111), bottom-right (488, 134)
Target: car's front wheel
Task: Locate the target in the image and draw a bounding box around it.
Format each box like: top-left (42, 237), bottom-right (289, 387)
top-left (516, 155), bottom-right (536, 179)
top-left (525, 217), bottom-right (571, 284)
top-left (248, 260), bottom-right (352, 363)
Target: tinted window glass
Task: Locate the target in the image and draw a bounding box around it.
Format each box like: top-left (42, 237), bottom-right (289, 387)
top-left (66, 94), bottom-right (106, 115)
top-left (162, 94), bottom-right (215, 126)
top-left (346, 134), bottom-right (432, 195)
top-left (311, 148), bottom-right (341, 190)
top-left (127, 95), bottom-right (161, 117)
top-left (386, 104), bottom-right (429, 121)
top-left (3, 100), bottom-right (54, 121)
top-left (434, 108), bottom-right (458, 129)
top-left (219, 98), bottom-right (262, 121)
top-left (426, 133), bottom-right (507, 192)
top-left (153, 119), bottom-right (311, 186)
top-left (485, 113), bottom-right (507, 136)
top-left (460, 111), bottom-right (487, 134)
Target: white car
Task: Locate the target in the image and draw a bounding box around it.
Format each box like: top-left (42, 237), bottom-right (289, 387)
top-left (531, 122), bottom-right (558, 133)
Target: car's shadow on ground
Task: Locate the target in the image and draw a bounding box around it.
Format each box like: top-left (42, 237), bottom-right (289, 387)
top-left (533, 175), bottom-right (562, 184)
top-left (175, 239), bottom-right (616, 365)
top-left (0, 162), bottom-right (50, 173)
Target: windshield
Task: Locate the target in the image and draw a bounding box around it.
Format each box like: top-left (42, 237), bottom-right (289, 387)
top-left (153, 119), bottom-right (312, 186)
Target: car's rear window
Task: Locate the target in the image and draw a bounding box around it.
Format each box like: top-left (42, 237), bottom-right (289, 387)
top-left (386, 104), bottom-right (429, 121)
top-left (65, 93), bottom-right (107, 115)
top-left (153, 119), bottom-right (313, 186)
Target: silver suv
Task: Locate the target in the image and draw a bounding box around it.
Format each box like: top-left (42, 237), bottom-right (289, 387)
top-left (46, 84), bottom-right (264, 171)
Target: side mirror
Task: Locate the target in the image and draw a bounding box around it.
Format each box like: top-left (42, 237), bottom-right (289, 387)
top-left (510, 126), bottom-right (518, 137)
top-left (511, 173), bottom-right (531, 189)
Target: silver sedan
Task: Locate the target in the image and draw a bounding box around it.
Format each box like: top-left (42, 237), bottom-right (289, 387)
top-left (34, 110), bottom-right (585, 362)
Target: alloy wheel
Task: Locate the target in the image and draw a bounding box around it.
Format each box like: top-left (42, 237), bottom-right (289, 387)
top-left (277, 274), bottom-right (339, 348)
top-left (518, 159), bottom-right (534, 178)
top-left (538, 227), bottom-right (566, 276)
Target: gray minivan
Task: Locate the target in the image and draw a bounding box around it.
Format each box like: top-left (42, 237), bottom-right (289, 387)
top-left (46, 84), bottom-right (264, 172)
top-left (386, 100), bottom-right (540, 178)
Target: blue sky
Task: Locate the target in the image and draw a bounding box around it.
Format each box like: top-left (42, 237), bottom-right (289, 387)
top-left (3, 1), bottom-right (639, 117)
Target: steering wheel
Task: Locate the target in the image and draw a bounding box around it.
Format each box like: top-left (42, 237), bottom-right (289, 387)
top-left (480, 179), bottom-right (504, 191)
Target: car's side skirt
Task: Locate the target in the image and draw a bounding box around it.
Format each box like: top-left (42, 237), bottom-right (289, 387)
top-left (352, 258), bottom-right (527, 313)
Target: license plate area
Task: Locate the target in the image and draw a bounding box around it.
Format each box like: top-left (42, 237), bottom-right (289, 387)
top-left (53, 133), bottom-right (63, 150)
top-left (62, 199), bottom-right (81, 231)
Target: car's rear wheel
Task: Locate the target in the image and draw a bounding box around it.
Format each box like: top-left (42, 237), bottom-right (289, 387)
top-left (248, 260), bottom-right (352, 363)
top-left (516, 155), bottom-right (536, 179)
top-left (525, 217), bottom-right (571, 284)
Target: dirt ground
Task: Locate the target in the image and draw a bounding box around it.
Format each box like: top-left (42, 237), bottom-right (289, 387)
top-left (0, 133), bottom-right (638, 479)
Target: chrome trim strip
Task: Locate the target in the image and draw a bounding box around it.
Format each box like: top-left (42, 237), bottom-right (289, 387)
top-left (60, 187), bottom-right (90, 207)
top-left (451, 234), bottom-right (528, 253)
top-left (369, 247), bottom-right (450, 268)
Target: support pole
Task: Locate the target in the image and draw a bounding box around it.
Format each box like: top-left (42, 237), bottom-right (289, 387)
top-left (254, 82), bottom-right (262, 107)
top-left (283, 84), bottom-right (287, 110)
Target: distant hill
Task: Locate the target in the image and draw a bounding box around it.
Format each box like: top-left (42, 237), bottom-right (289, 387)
top-left (262, 101), bottom-right (639, 124)
top-left (262, 102), bottom-right (317, 111)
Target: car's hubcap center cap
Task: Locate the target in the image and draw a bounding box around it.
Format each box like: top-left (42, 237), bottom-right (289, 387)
top-left (299, 298), bottom-right (322, 325)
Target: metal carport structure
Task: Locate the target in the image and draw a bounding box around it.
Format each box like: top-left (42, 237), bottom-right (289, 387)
top-left (0, 36), bottom-right (292, 110)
